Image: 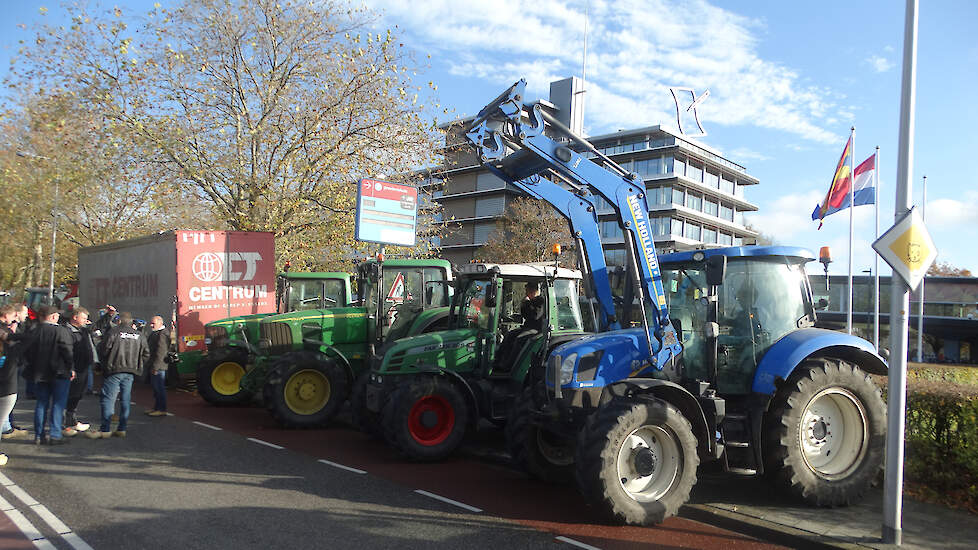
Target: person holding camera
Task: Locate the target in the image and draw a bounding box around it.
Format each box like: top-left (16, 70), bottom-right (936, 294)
top-left (145, 316), bottom-right (170, 417)
top-left (86, 312), bottom-right (148, 439)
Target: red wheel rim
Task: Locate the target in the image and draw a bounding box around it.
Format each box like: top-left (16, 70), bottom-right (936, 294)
top-left (407, 395), bottom-right (455, 446)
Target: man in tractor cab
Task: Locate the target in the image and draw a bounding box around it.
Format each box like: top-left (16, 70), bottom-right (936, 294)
top-left (493, 281), bottom-right (546, 373)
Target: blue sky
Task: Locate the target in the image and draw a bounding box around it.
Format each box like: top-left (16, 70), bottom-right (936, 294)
top-left (4, 1), bottom-right (976, 276)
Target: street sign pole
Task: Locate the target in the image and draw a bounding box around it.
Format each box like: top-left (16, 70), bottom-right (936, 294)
top-left (883, 0), bottom-right (919, 544)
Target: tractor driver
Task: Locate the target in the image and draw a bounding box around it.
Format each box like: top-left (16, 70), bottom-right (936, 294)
top-left (493, 281), bottom-right (546, 373)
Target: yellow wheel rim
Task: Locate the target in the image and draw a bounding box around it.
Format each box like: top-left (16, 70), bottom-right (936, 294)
top-left (284, 369), bottom-right (331, 415)
top-left (211, 362), bottom-right (245, 396)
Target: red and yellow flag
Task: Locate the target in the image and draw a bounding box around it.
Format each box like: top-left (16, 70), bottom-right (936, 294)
top-left (813, 136), bottom-right (853, 229)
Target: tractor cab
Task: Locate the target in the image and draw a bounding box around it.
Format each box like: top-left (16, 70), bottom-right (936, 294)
top-left (660, 246), bottom-right (818, 394)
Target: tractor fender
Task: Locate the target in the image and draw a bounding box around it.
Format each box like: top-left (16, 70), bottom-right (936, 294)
top-left (415, 308), bottom-right (451, 334)
top-left (301, 340), bottom-right (354, 384)
top-left (600, 379), bottom-right (713, 458)
top-left (415, 368), bottom-right (481, 426)
top-left (752, 327), bottom-right (888, 395)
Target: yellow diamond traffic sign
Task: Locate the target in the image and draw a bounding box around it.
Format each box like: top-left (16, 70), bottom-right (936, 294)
top-left (872, 206), bottom-right (937, 291)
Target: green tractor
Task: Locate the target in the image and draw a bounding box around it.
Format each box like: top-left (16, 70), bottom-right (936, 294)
top-left (363, 262), bottom-right (592, 461)
top-left (196, 271), bottom-right (353, 405)
top-left (256, 258), bottom-right (454, 428)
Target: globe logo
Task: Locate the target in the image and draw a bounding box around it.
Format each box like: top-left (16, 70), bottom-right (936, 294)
top-left (192, 252), bottom-right (224, 282)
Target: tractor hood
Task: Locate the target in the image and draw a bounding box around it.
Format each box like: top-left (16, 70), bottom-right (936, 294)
top-left (376, 329), bottom-right (478, 375)
top-left (548, 328), bottom-right (658, 389)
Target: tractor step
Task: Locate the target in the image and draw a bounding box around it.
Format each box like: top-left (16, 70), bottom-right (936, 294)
top-left (727, 467), bottom-right (758, 476)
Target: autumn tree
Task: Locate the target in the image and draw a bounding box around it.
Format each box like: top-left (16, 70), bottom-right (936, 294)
top-left (478, 197), bottom-right (577, 265)
top-left (10, 0), bottom-right (444, 272)
top-left (927, 260), bottom-right (973, 277)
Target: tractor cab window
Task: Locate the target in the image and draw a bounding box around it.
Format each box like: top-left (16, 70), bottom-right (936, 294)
top-left (457, 278), bottom-right (491, 330)
top-left (287, 280), bottom-right (326, 311)
top-left (422, 267), bottom-right (451, 307)
top-left (322, 279), bottom-right (346, 308)
top-left (662, 266), bottom-right (709, 381)
top-left (717, 258), bottom-right (808, 393)
top-left (553, 279), bottom-right (586, 331)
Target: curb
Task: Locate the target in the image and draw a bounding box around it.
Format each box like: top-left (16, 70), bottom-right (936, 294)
top-left (680, 504), bottom-right (875, 550)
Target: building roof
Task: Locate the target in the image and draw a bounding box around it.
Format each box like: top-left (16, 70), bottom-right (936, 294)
top-left (457, 262), bottom-right (582, 279)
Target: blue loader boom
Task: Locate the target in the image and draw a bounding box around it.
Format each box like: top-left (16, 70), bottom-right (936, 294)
top-left (467, 79), bottom-right (889, 527)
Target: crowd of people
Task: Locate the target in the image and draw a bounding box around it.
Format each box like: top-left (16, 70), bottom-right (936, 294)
top-left (0, 303), bottom-right (172, 465)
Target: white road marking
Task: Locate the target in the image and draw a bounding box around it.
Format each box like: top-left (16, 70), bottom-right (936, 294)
top-left (0, 472), bottom-right (14, 486)
top-left (246, 437), bottom-right (284, 450)
top-left (164, 413), bottom-right (174, 417)
top-left (0, 493), bottom-right (13, 511)
top-left (7, 485), bottom-right (38, 506)
top-left (414, 489), bottom-right (482, 513)
top-left (317, 459), bottom-right (367, 474)
top-left (32, 539), bottom-right (57, 550)
top-left (192, 421), bottom-right (223, 431)
top-left (555, 536), bottom-right (602, 550)
top-left (62, 532), bottom-right (96, 550)
top-left (30, 504), bottom-right (70, 534)
top-left (4, 508), bottom-right (43, 541)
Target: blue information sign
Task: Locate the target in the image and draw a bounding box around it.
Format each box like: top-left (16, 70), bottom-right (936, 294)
top-left (355, 178), bottom-right (418, 247)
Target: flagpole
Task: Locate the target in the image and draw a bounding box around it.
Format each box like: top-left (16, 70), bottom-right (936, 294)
top-left (916, 175), bottom-right (926, 362)
top-left (874, 146), bottom-right (881, 351)
top-left (847, 126), bottom-right (855, 335)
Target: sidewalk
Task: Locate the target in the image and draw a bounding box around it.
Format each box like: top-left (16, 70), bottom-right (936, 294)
top-left (683, 469), bottom-right (978, 549)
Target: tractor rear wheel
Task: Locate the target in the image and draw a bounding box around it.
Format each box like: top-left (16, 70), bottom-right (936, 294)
top-left (506, 386), bottom-right (575, 483)
top-left (350, 371), bottom-right (383, 439)
top-left (382, 377), bottom-right (468, 461)
top-left (763, 358), bottom-right (885, 506)
top-left (197, 350), bottom-right (251, 405)
top-left (575, 398), bottom-right (698, 525)
top-left (265, 352), bottom-right (349, 428)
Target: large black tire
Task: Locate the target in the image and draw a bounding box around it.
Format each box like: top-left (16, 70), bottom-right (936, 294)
top-left (763, 358), bottom-right (885, 507)
top-left (350, 370), bottom-right (383, 439)
top-left (575, 398), bottom-right (699, 525)
top-left (505, 386), bottom-right (575, 483)
top-left (196, 349), bottom-right (252, 406)
top-left (382, 377), bottom-right (469, 462)
top-left (264, 352), bottom-right (349, 428)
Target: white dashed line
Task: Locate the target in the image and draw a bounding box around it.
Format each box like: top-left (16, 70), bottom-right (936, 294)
top-left (246, 437), bottom-right (284, 450)
top-left (317, 459), bottom-right (367, 474)
top-left (4, 508), bottom-right (43, 541)
top-left (32, 539), bottom-right (58, 550)
top-left (7, 485), bottom-right (38, 506)
top-left (555, 536), bottom-right (602, 550)
top-left (192, 421), bottom-right (223, 431)
top-left (0, 472), bottom-right (14, 486)
top-left (0, 493), bottom-right (13, 511)
top-left (31, 504), bottom-right (71, 534)
top-left (414, 489), bottom-right (482, 513)
top-left (62, 532), bottom-right (96, 550)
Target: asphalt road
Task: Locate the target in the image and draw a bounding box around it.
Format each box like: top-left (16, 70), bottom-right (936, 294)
top-left (0, 382), bottom-right (786, 550)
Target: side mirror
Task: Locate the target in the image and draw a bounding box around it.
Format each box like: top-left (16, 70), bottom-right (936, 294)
top-left (485, 281), bottom-right (498, 308)
top-left (816, 298), bottom-right (829, 310)
top-left (705, 255), bottom-right (727, 286)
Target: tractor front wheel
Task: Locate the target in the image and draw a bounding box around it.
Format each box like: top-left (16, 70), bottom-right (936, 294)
top-left (265, 352), bottom-right (349, 428)
top-left (506, 385), bottom-right (575, 483)
top-left (350, 371), bottom-right (383, 439)
top-left (196, 350), bottom-right (251, 406)
top-left (763, 358), bottom-right (885, 507)
top-left (382, 377), bottom-right (468, 461)
top-left (575, 398), bottom-right (698, 525)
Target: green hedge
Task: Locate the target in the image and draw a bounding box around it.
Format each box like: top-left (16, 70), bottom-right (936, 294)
top-left (903, 378), bottom-right (978, 511)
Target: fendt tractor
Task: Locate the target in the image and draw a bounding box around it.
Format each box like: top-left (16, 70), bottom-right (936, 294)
top-left (196, 270), bottom-right (353, 405)
top-left (364, 261), bottom-right (594, 460)
top-left (254, 258), bottom-right (454, 428)
top-left (376, 79), bottom-right (888, 526)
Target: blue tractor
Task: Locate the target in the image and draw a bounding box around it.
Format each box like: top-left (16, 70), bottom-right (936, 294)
top-left (467, 80), bottom-right (888, 525)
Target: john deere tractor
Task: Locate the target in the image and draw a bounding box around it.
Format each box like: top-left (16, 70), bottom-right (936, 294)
top-left (255, 258), bottom-right (453, 428)
top-left (196, 271), bottom-right (352, 405)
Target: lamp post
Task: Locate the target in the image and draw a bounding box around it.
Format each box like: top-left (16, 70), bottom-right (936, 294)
top-left (863, 268), bottom-right (875, 341)
top-left (916, 175), bottom-right (926, 362)
top-left (16, 151), bottom-right (57, 305)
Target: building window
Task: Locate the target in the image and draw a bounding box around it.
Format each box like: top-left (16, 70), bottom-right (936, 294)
top-left (671, 218), bottom-right (684, 236)
top-left (604, 248), bottom-right (626, 267)
top-left (686, 161), bottom-right (703, 183)
top-left (475, 196), bottom-right (505, 217)
top-left (647, 187), bottom-right (660, 207)
top-left (719, 203), bottom-right (733, 222)
top-left (718, 232), bottom-right (732, 245)
top-left (600, 221), bottom-right (623, 239)
top-left (704, 198), bottom-right (718, 216)
top-left (476, 172), bottom-right (505, 191)
top-left (720, 174), bottom-right (735, 195)
top-left (733, 236), bottom-right (743, 246)
top-left (673, 155), bottom-right (686, 177)
top-left (474, 222), bottom-right (495, 244)
top-left (672, 187), bottom-right (685, 207)
top-left (657, 186), bottom-right (671, 205)
top-left (702, 227), bottom-right (717, 243)
top-left (735, 182), bottom-right (745, 197)
top-left (705, 169), bottom-right (719, 189)
top-left (685, 222), bottom-right (701, 240)
top-left (687, 192), bottom-right (702, 212)
top-left (662, 155), bottom-right (674, 175)
top-left (735, 210), bottom-right (745, 226)
top-left (652, 216), bottom-right (668, 236)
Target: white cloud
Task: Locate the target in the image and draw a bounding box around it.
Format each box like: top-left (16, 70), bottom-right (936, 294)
top-left (743, 189), bottom-right (823, 241)
top-left (370, 0), bottom-right (847, 143)
top-left (728, 147), bottom-right (771, 162)
top-left (927, 191), bottom-right (978, 228)
top-left (866, 55), bottom-right (894, 73)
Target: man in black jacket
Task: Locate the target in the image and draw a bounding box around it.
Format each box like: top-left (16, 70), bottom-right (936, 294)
top-left (24, 305), bottom-right (75, 445)
top-left (145, 316), bottom-right (170, 417)
top-left (86, 312), bottom-right (148, 439)
top-left (63, 308), bottom-right (98, 433)
top-left (494, 281), bottom-right (547, 373)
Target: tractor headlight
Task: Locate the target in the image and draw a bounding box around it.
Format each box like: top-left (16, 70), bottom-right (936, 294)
top-left (559, 353), bottom-right (578, 386)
